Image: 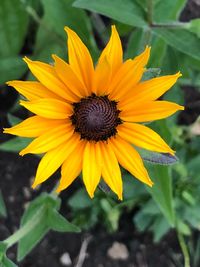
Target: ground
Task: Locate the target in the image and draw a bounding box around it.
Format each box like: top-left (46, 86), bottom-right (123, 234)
top-left (0, 0), bottom-right (200, 266)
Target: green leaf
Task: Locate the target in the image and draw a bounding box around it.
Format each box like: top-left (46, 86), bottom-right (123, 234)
top-left (0, 137), bottom-right (32, 153)
top-left (73, 0), bottom-right (147, 28)
top-left (7, 114), bottom-right (22, 127)
top-left (187, 19), bottom-right (200, 38)
top-left (134, 212), bottom-right (153, 232)
top-left (39, 0), bottom-right (98, 56)
top-left (1, 257), bottom-right (18, 267)
top-left (146, 165), bottom-right (175, 226)
top-left (0, 0), bottom-right (28, 57)
top-left (137, 147), bottom-right (178, 165)
top-left (123, 172), bottom-right (146, 200)
top-left (0, 191), bottom-right (7, 218)
top-left (177, 219), bottom-right (191, 236)
top-left (0, 242), bottom-right (7, 261)
top-left (17, 193), bottom-right (78, 261)
top-left (0, 57), bottom-right (27, 85)
top-left (48, 210), bottom-right (80, 232)
top-left (68, 188), bottom-right (92, 209)
top-left (153, 28), bottom-right (200, 61)
top-left (125, 29), bottom-right (146, 59)
top-left (142, 68), bottom-right (161, 81)
top-left (17, 193), bottom-right (58, 261)
top-left (154, 0), bottom-right (186, 22)
top-left (148, 37), bottom-right (167, 67)
top-left (0, 243), bottom-right (18, 267)
top-left (150, 216), bottom-right (170, 243)
top-left (187, 155), bottom-right (200, 180)
top-left (17, 201), bottom-right (49, 261)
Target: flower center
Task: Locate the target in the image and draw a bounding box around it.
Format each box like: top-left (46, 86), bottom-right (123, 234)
top-left (71, 94), bottom-right (122, 141)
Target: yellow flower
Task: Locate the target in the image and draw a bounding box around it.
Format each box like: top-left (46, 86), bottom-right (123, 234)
top-left (4, 26), bottom-right (184, 200)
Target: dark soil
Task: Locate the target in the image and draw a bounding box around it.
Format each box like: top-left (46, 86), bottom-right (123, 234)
top-left (0, 0), bottom-right (200, 266)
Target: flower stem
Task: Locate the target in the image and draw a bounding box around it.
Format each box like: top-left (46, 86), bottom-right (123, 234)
top-left (177, 230), bottom-right (190, 267)
top-left (4, 207), bottom-right (45, 249)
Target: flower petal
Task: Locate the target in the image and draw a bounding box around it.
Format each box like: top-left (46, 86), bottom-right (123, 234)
top-left (121, 101), bottom-right (184, 122)
top-left (6, 81), bottom-right (61, 101)
top-left (110, 136), bottom-right (153, 186)
top-left (19, 123), bottom-right (73, 155)
top-left (65, 27), bottom-right (94, 92)
top-left (24, 57), bottom-right (79, 102)
top-left (119, 72), bottom-right (182, 109)
top-left (3, 116), bottom-right (66, 137)
top-left (117, 122), bottom-right (175, 155)
top-left (93, 56), bottom-right (111, 95)
top-left (53, 55), bottom-right (88, 97)
top-left (32, 134), bottom-right (80, 188)
top-left (20, 98), bottom-right (73, 119)
top-left (100, 142), bottom-right (123, 200)
top-left (98, 25), bottom-right (123, 77)
top-left (56, 141), bottom-right (86, 192)
top-left (108, 46), bottom-right (150, 100)
top-left (82, 142), bottom-right (102, 198)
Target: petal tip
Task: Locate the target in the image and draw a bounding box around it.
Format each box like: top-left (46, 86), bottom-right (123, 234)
top-left (23, 56), bottom-right (31, 64)
top-left (6, 81), bottom-right (13, 86)
top-left (51, 54), bottom-right (57, 60)
top-left (111, 25), bottom-right (116, 31)
top-left (88, 191), bottom-right (95, 199)
top-left (118, 193), bottom-right (123, 201)
top-left (177, 71), bottom-right (182, 78)
top-left (31, 181), bottom-right (38, 189)
top-left (56, 187), bottom-right (62, 193)
top-left (3, 128), bottom-right (8, 133)
top-left (64, 26), bottom-right (72, 35)
top-left (19, 150), bottom-right (26, 156)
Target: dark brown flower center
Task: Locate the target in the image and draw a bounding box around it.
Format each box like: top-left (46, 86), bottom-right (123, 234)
top-left (70, 94), bottom-right (122, 141)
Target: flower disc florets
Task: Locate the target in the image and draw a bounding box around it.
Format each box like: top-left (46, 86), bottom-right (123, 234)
top-left (71, 94), bottom-right (122, 141)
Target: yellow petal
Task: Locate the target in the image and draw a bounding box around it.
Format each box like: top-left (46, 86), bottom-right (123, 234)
top-left (93, 56), bottom-right (111, 95)
top-left (98, 25), bottom-right (123, 77)
top-left (65, 27), bottom-right (94, 92)
top-left (110, 136), bottom-right (153, 187)
top-left (20, 98), bottom-right (73, 119)
top-left (32, 134), bottom-right (80, 188)
top-left (19, 123), bottom-right (74, 155)
top-left (100, 142), bottom-right (123, 200)
top-left (6, 81), bottom-right (61, 101)
top-left (24, 57), bottom-right (79, 102)
top-left (119, 72), bottom-right (182, 109)
top-left (56, 140), bottom-right (86, 192)
top-left (3, 116), bottom-right (66, 137)
top-left (82, 142), bottom-right (102, 198)
top-left (117, 122), bottom-right (175, 155)
top-left (52, 55), bottom-right (88, 97)
top-left (108, 46), bottom-right (151, 100)
top-left (121, 101), bottom-right (184, 122)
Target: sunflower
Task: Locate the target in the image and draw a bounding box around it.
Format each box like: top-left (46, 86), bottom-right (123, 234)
top-left (4, 26), bottom-right (183, 200)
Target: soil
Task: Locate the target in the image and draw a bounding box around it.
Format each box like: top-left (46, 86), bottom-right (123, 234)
top-left (0, 0), bottom-right (200, 266)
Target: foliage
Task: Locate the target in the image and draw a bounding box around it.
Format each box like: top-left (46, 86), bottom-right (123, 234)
top-left (0, 0), bottom-right (200, 266)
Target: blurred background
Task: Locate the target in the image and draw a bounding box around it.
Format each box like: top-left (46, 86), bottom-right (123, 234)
top-left (0, 0), bottom-right (200, 266)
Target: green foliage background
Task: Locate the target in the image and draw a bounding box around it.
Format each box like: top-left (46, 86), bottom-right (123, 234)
top-left (0, 0), bottom-right (200, 266)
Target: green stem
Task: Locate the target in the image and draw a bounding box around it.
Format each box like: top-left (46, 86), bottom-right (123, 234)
top-left (147, 0), bottom-right (153, 26)
top-left (20, 0), bottom-right (65, 47)
top-left (4, 207), bottom-right (45, 249)
top-left (144, 27), bottom-right (152, 46)
top-left (152, 22), bottom-right (187, 29)
top-left (177, 230), bottom-right (190, 267)
top-left (144, 0), bottom-right (154, 46)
